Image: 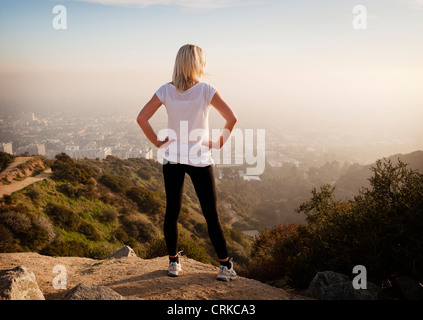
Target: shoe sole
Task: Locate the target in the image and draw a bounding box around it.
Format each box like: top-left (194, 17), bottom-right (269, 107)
top-left (217, 276), bottom-right (236, 282)
top-left (168, 273), bottom-right (179, 277)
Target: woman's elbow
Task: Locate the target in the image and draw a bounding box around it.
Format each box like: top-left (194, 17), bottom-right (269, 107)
top-left (136, 114), bottom-right (147, 127)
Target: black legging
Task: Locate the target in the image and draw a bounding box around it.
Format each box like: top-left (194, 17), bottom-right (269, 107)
top-left (162, 162), bottom-right (228, 260)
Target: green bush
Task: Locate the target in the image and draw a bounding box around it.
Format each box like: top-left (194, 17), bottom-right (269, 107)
top-left (141, 235), bottom-right (210, 264)
top-left (40, 238), bottom-right (90, 257)
top-left (125, 186), bottom-right (162, 215)
top-left (51, 153), bottom-right (96, 184)
top-left (102, 208), bottom-right (118, 222)
top-left (120, 215), bottom-right (157, 243)
top-left (142, 237), bottom-right (168, 259)
top-left (99, 174), bottom-right (132, 193)
top-left (250, 159), bottom-right (423, 289)
top-left (0, 151), bottom-right (14, 172)
top-left (45, 203), bottom-right (80, 231)
top-left (78, 221), bottom-right (102, 242)
top-left (136, 167), bottom-right (152, 180)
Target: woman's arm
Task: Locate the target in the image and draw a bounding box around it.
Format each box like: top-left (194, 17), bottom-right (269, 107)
top-left (210, 91), bottom-right (238, 149)
top-left (136, 94), bottom-right (168, 147)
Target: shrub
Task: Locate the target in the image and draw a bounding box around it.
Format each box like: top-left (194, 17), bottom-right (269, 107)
top-left (0, 211), bottom-right (32, 234)
top-left (51, 153), bottom-right (95, 184)
top-left (45, 203), bottom-right (80, 231)
top-left (136, 167), bottom-right (151, 180)
top-left (178, 236), bottom-right (210, 264)
top-left (40, 238), bottom-right (90, 257)
top-left (78, 221), bottom-right (102, 241)
top-left (0, 151), bottom-right (14, 173)
top-left (99, 174), bottom-right (132, 193)
top-left (112, 227), bottom-right (130, 244)
top-left (0, 224), bottom-right (14, 243)
top-left (249, 159), bottom-right (423, 290)
top-left (125, 186), bottom-right (162, 215)
top-left (120, 215), bottom-right (157, 243)
top-left (58, 183), bottom-right (84, 198)
top-left (32, 215), bottom-right (56, 243)
top-left (142, 237), bottom-right (168, 259)
top-left (102, 209), bottom-right (118, 223)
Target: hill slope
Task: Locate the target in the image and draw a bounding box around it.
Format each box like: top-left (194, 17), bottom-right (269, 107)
top-left (0, 252), bottom-right (306, 300)
top-left (335, 150), bottom-right (423, 199)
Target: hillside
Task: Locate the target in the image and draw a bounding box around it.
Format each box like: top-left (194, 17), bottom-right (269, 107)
top-left (0, 252), bottom-right (306, 300)
top-left (334, 150), bottom-right (423, 199)
top-left (0, 153), bottom-right (254, 274)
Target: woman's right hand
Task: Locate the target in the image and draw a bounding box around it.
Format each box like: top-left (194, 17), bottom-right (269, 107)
top-left (157, 137), bottom-right (169, 148)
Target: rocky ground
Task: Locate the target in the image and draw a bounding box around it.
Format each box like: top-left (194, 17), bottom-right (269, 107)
top-left (0, 252), bottom-right (308, 300)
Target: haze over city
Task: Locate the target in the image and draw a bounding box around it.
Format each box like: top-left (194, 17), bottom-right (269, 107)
top-left (1, 0), bottom-right (422, 163)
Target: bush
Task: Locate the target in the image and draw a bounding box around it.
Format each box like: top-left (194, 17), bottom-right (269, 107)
top-left (142, 237), bottom-right (168, 259)
top-left (102, 209), bottom-right (118, 223)
top-left (58, 183), bottom-right (84, 199)
top-left (141, 234), bottom-right (210, 264)
top-left (32, 215), bottom-right (56, 243)
top-left (0, 224), bottom-right (14, 243)
top-left (178, 235), bottom-right (210, 264)
top-left (45, 203), bottom-right (80, 231)
top-left (249, 159), bottom-right (423, 289)
top-left (51, 153), bottom-right (96, 184)
top-left (0, 151), bottom-right (14, 173)
top-left (0, 211), bottom-right (31, 234)
top-left (99, 174), bottom-right (132, 193)
top-left (78, 221), bottom-right (102, 242)
top-left (40, 238), bottom-right (90, 257)
top-left (126, 186), bottom-right (162, 215)
top-left (136, 167), bottom-right (151, 180)
top-left (120, 215), bottom-right (157, 243)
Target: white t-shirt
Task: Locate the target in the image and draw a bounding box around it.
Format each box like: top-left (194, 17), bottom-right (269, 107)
top-left (155, 82), bottom-right (217, 166)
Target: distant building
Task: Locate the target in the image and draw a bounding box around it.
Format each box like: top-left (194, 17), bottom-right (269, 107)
top-left (27, 143), bottom-right (46, 156)
top-left (65, 145), bottom-right (112, 160)
top-left (124, 147), bottom-right (153, 160)
top-left (0, 142), bottom-right (13, 154)
top-left (65, 145), bottom-right (80, 152)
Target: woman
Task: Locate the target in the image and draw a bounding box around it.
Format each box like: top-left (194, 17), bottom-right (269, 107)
top-left (137, 44), bottom-right (238, 281)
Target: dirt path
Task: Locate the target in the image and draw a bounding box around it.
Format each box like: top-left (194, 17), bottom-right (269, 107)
top-left (0, 168), bottom-right (52, 198)
top-left (0, 252), bottom-right (308, 300)
top-left (0, 157), bottom-right (32, 179)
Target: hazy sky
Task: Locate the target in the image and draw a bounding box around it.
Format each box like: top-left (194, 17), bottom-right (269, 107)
top-left (1, 0), bottom-right (422, 152)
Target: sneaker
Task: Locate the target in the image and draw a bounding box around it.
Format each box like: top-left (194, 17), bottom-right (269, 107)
top-left (217, 258), bottom-right (237, 282)
top-left (168, 261), bottom-right (182, 277)
top-left (168, 251), bottom-right (183, 277)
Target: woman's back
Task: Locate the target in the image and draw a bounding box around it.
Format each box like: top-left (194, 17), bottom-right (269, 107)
top-left (156, 82), bottom-right (217, 166)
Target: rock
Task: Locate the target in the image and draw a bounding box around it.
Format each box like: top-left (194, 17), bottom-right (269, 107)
top-left (0, 265), bottom-right (45, 300)
top-left (306, 271), bottom-right (349, 299)
top-left (64, 283), bottom-right (123, 300)
top-left (106, 246), bottom-right (137, 259)
top-left (395, 276), bottom-right (423, 300)
top-left (307, 271), bottom-right (382, 300)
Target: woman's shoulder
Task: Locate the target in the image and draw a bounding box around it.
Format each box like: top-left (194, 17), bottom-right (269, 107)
top-left (196, 82), bottom-right (217, 94)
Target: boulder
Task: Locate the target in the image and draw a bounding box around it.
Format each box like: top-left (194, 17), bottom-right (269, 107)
top-left (307, 271), bottom-right (382, 300)
top-left (0, 265), bottom-right (45, 300)
top-left (106, 246), bottom-right (137, 259)
top-left (64, 283), bottom-right (123, 300)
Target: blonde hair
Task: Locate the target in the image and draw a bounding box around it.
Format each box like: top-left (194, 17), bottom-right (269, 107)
top-left (172, 44), bottom-right (206, 92)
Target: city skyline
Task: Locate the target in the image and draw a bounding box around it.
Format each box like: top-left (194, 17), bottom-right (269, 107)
top-left (1, 0), bottom-right (422, 160)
